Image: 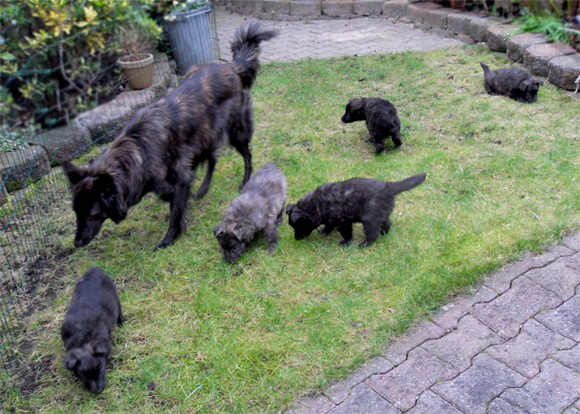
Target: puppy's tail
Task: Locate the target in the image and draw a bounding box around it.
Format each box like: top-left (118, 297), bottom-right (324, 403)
top-left (480, 62), bottom-right (490, 74)
top-left (231, 22), bottom-right (278, 89)
top-left (386, 173), bottom-right (426, 195)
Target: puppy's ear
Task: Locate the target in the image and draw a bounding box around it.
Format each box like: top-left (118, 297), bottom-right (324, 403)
top-left (285, 203), bottom-right (295, 215)
top-left (63, 350), bottom-right (80, 371)
top-left (62, 161), bottom-right (87, 185)
top-left (232, 227), bottom-right (246, 242)
top-left (213, 225), bottom-right (223, 237)
top-left (95, 174), bottom-right (127, 224)
top-left (92, 341), bottom-right (110, 357)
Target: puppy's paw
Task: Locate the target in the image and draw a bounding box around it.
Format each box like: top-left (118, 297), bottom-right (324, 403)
top-left (374, 144), bottom-right (385, 155)
top-left (338, 239), bottom-right (352, 246)
top-left (266, 243), bottom-right (277, 253)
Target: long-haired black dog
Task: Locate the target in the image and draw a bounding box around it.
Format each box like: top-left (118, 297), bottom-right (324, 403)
top-left (286, 173), bottom-right (426, 247)
top-left (341, 97), bottom-right (402, 154)
top-left (480, 62), bottom-right (543, 103)
top-left (61, 267), bottom-right (124, 394)
top-left (63, 23), bottom-right (278, 249)
top-left (214, 163), bottom-right (287, 262)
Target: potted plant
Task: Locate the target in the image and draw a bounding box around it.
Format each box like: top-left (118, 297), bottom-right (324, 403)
top-left (154, 0), bottom-right (215, 75)
top-left (117, 28), bottom-right (155, 90)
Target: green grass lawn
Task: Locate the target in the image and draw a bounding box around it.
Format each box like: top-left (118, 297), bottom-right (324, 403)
top-left (3, 45), bottom-right (580, 413)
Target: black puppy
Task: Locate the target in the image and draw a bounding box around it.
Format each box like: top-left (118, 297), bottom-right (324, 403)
top-left (341, 97), bottom-right (402, 154)
top-left (286, 173), bottom-right (426, 247)
top-left (480, 62), bottom-right (543, 103)
top-left (214, 163), bottom-right (287, 262)
top-left (61, 267), bottom-right (124, 394)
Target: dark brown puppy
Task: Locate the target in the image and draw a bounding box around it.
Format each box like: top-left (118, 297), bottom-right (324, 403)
top-left (63, 23), bottom-right (278, 249)
top-left (341, 97), bottom-right (402, 154)
top-left (61, 267), bottom-right (124, 394)
top-left (480, 62), bottom-right (543, 103)
top-left (214, 163), bottom-right (287, 262)
top-left (286, 173), bottom-right (426, 247)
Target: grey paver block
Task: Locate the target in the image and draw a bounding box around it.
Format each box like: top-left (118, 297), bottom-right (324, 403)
top-left (325, 357), bottom-right (393, 404)
top-left (420, 8), bottom-right (451, 30)
top-left (506, 32), bottom-right (546, 63)
top-left (327, 384), bottom-right (401, 414)
top-left (368, 347), bottom-right (458, 411)
top-left (486, 319), bottom-right (575, 378)
top-left (353, 0), bottom-right (382, 16)
top-left (548, 54), bottom-right (580, 91)
top-left (525, 260), bottom-right (580, 300)
top-left (432, 285), bottom-right (497, 331)
top-left (421, 315), bottom-right (503, 371)
top-left (488, 398), bottom-right (524, 413)
top-left (484, 245), bottom-right (572, 294)
top-left (554, 343), bottom-right (580, 372)
top-left (563, 233), bottom-right (580, 251)
top-left (447, 12), bottom-right (483, 35)
top-left (501, 359), bottom-right (580, 414)
top-left (469, 17), bottom-right (504, 42)
top-left (432, 354), bottom-right (526, 414)
top-left (382, 320), bottom-right (445, 366)
top-left (382, 2), bottom-right (408, 20)
top-left (26, 124), bottom-right (92, 165)
top-left (0, 146), bottom-right (50, 192)
top-left (321, 0), bottom-right (353, 18)
top-left (290, 0), bottom-right (322, 17)
top-left (472, 276), bottom-right (562, 339)
top-left (287, 394), bottom-right (335, 414)
top-left (536, 294), bottom-right (580, 341)
top-left (487, 24), bottom-right (519, 53)
top-left (407, 391), bottom-right (462, 414)
top-left (560, 251), bottom-right (580, 270)
top-left (564, 406), bottom-right (580, 414)
top-left (523, 42), bottom-right (577, 77)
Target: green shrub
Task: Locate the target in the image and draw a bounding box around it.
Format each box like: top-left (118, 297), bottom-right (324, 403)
top-left (0, 124), bottom-right (34, 153)
top-left (509, 8), bottom-right (573, 45)
top-left (0, 0), bottom-right (162, 129)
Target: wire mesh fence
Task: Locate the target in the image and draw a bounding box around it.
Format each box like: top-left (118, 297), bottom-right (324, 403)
top-left (0, 5), bottom-right (220, 384)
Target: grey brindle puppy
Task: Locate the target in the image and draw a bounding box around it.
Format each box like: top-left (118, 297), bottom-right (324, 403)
top-left (214, 163), bottom-right (287, 262)
top-left (341, 97), bottom-right (402, 154)
top-left (61, 267), bottom-right (124, 394)
top-left (480, 62), bottom-right (543, 103)
top-left (286, 173), bottom-right (426, 247)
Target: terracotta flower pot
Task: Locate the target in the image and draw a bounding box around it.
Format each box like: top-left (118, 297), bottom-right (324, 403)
top-left (118, 53), bottom-right (154, 90)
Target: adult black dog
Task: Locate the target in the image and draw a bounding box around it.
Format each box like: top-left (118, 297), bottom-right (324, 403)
top-left (480, 62), bottom-right (543, 103)
top-left (286, 173), bottom-right (426, 247)
top-left (214, 163), bottom-right (286, 262)
top-left (63, 23), bottom-right (278, 249)
top-left (341, 97), bottom-right (402, 154)
top-left (61, 267), bottom-right (124, 394)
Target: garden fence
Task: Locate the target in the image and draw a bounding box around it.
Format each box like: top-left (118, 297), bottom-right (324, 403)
top-left (0, 6), bottom-right (220, 384)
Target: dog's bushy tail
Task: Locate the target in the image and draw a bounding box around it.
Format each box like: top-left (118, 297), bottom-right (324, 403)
top-left (231, 22), bottom-right (278, 89)
top-left (387, 173), bottom-right (426, 195)
top-left (480, 62), bottom-right (490, 75)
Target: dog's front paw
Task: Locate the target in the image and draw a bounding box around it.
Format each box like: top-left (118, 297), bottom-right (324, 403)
top-left (266, 243), bottom-right (277, 253)
top-left (338, 239), bottom-right (352, 246)
top-left (155, 238), bottom-right (176, 250)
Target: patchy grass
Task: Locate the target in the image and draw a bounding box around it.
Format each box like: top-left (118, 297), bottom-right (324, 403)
top-left (3, 45), bottom-right (580, 413)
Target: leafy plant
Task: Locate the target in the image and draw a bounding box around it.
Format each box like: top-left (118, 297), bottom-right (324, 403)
top-left (508, 8), bottom-right (573, 44)
top-left (151, 0), bottom-right (211, 22)
top-left (0, 0), bottom-right (163, 129)
top-left (0, 124), bottom-right (35, 153)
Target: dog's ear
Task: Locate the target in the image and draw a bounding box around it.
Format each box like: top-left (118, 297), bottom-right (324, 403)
top-left (92, 341), bottom-right (111, 357)
top-left (63, 350), bottom-right (80, 371)
top-left (232, 227), bottom-right (246, 242)
top-left (285, 203), bottom-right (295, 215)
top-left (213, 225), bottom-right (223, 237)
top-left (95, 174), bottom-right (127, 224)
top-left (62, 161), bottom-right (88, 185)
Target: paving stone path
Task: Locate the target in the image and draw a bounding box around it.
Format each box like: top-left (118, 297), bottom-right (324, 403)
top-left (214, 7), bottom-right (580, 414)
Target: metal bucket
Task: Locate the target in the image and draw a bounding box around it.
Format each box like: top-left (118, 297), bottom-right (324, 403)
top-left (164, 8), bottom-right (214, 75)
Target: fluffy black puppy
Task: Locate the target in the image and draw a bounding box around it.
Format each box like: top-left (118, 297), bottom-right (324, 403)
top-left (214, 163), bottom-right (287, 262)
top-left (480, 62), bottom-right (543, 103)
top-left (341, 97), bottom-right (402, 154)
top-left (61, 267), bottom-right (124, 394)
top-left (286, 173), bottom-right (426, 247)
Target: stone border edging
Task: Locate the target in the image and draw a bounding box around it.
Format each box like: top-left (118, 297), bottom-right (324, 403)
top-left (0, 52), bottom-right (173, 205)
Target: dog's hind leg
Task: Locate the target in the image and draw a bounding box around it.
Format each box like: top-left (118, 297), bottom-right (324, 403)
top-left (391, 130), bottom-right (402, 147)
top-left (157, 182), bottom-right (190, 249)
top-left (194, 153), bottom-right (216, 198)
top-left (359, 220), bottom-right (381, 247)
top-left (231, 140), bottom-right (252, 191)
top-left (371, 134), bottom-right (386, 154)
top-left (276, 208), bottom-right (284, 226)
top-left (381, 218), bottom-right (392, 235)
top-left (230, 104), bottom-right (254, 190)
top-left (337, 224), bottom-right (353, 246)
